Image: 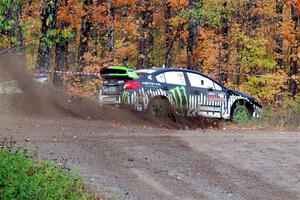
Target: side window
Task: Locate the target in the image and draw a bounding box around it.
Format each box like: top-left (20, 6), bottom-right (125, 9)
top-left (187, 73), bottom-right (220, 90)
top-left (156, 73), bottom-right (166, 83)
top-left (164, 71), bottom-right (186, 86)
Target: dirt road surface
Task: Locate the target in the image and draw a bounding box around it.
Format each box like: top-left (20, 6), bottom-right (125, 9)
top-left (1, 48), bottom-right (299, 200)
top-left (0, 109), bottom-right (299, 200)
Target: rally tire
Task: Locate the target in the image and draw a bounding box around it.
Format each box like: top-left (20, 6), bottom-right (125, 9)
top-left (232, 105), bottom-right (251, 124)
top-left (147, 97), bottom-right (175, 119)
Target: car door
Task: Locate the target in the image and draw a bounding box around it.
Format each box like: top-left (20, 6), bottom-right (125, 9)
top-left (186, 72), bottom-right (227, 118)
top-left (155, 71), bottom-right (189, 114)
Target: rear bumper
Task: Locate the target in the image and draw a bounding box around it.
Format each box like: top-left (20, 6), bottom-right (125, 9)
top-left (121, 92), bottom-right (145, 112)
top-left (98, 92), bottom-right (122, 105)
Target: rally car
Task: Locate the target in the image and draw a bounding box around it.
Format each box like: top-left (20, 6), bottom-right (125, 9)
top-left (98, 66), bottom-right (139, 105)
top-left (100, 67), bottom-right (262, 122)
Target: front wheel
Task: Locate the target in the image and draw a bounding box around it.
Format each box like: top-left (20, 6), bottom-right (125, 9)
top-left (232, 105), bottom-right (251, 124)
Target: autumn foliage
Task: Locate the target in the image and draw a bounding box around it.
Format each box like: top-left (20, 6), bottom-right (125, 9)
top-left (0, 0), bottom-right (299, 103)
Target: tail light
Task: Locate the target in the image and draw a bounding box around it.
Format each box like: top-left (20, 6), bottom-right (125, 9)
top-left (124, 81), bottom-right (141, 90)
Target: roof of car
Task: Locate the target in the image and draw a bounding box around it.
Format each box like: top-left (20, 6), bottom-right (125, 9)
top-left (139, 67), bottom-right (202, 74)
top-left (135, 68), bottom-right (159, 74)
top-left (136, 68), bottom-right (213, 78)
top-left (139, 67), bottom-right (222, 83)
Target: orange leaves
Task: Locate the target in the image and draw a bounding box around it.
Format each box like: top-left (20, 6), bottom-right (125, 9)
top-left (280, 20), bottom-right (296, 44)
top-left (91, 3), bottom-right (109, 24)
top-left (11, 0), bottom-right (300, 100)
top-left (57, 0), bottom-right (83, 31)
top-left (82, 52), bottom-right (110, 68)
top-left (169, 0), bottom-right (189, 8)
top-left (114, 0), bottom-right (135, 7)
top-left (284, 0), bottom-right (300, 14)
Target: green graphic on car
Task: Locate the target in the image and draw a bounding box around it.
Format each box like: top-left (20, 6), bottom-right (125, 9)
top-left (169, 86), bottom-right (188, 109)
top-left (122, 91), bottom-right (130, 102)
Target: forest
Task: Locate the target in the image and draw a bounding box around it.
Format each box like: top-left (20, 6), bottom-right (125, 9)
top-left (0, 0), bottom-right (300, 105)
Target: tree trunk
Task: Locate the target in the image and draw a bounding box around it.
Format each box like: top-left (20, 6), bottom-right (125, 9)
top-left (121, 4), bottom-right (129, 67)
top-left (164, 0), bottom-right (173, 68)
top-left (235, 37), bottom-right (243, 87)
top-left (53, 20), bottom-right (69, 88)
top-left (290, 6), bottom-right (299, 97)
top-left (53, 0), bottom-right (71, 88)
top-left (187, 0), bottom-right (200, 70)
top-left (275, 0), bottom-right (284, 69)
top-left (219, 1), bottom-right (229, 83)
top-left (108, 0), bottom-right (115, 64)
top-left (36, 0), bottom-right (60, 71)
top-left (78, 0), bottom-right (93, 67)
top-left (9, 0), bottom-right (24, 51)
top-left (244, 1), bottom-right (260, 38)
top-left (53, 40), bottom-right (68, 88)
top-left (136, 0), bottom-right (154, 69)
top-left (91, 0), bottom-right (106, 58)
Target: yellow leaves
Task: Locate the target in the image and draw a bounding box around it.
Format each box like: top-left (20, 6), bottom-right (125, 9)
top-left (170, 16), bottom-right (186, 27)
top-left (241, 73), bottom-right (290, 104)
top-left (296, 50), bottom-right (300, 59)
top-left (46, 17), bottom-right (50, 26)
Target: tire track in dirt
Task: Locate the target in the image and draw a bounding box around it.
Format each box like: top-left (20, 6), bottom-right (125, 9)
top-left (193, 152), bottom-right (298, 200)
top-left (69, 135), bottom-right (208, 200)
top-left (1, 108), bottom-right (299, 200)
top-left (181, 133), bottom-right (300, 200)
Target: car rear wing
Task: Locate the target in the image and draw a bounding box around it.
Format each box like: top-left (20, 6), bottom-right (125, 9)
top-left (100, 66), bottom-right (139, 80)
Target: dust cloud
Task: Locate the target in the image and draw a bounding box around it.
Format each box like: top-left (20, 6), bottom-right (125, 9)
top-left (0, 51), bottom-right (219, 130)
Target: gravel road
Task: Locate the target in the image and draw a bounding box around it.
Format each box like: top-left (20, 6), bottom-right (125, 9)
top-left (1, 49), bottom-right (299, 200)
top-left (0, 111), bottom-right (299, 200)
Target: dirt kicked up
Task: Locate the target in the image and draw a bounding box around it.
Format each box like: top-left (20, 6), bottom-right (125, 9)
top-left (0, 51), bottom-right (220, 130)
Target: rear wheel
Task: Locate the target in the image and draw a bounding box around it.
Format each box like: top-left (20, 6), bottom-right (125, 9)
top-left (147, 97), bottom-right (174, 118)
top-left (232, 105), bottom-right (251, 124)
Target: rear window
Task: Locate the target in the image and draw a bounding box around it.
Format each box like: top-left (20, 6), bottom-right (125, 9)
top-left (137, 72), bottom-right (150, 77)
top-left (156, 73), bottom-right (166, 83)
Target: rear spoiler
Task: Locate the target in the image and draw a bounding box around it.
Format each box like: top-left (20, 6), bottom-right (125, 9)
top-left (100, 66), bottom-right (139, 80)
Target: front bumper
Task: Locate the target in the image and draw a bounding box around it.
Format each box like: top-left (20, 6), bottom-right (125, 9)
top-left (253, 106), bottom-right (262, 118)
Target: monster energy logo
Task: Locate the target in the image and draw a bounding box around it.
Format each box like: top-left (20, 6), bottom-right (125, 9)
top-left (169, 86), bottom-right (188, 109)
top-left (122, 91), bottom-right (130, 102)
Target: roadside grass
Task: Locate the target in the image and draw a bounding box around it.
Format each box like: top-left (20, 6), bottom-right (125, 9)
top-left (0, 140), bottom-right (95, 200)
top-left (225, 98), bottom-right (300, 130)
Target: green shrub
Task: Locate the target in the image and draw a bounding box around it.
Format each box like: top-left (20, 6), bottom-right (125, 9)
top-left (0, 147), bottom-right (94, 200)
top-left (227, 97), bottom-right (300, 130)
top-left (260, 98), bottom-right (300, 129)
